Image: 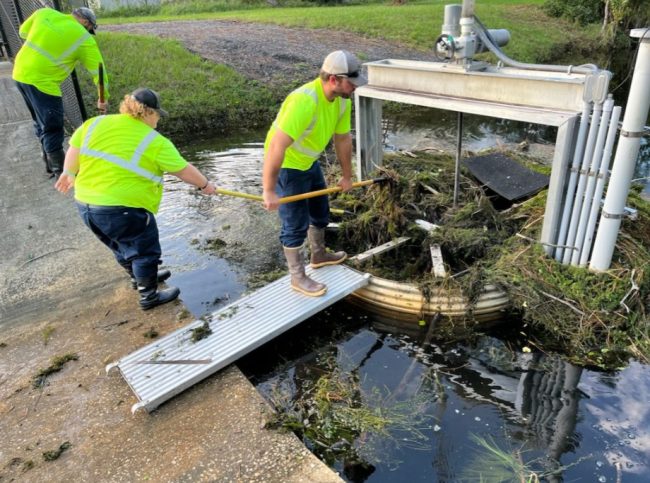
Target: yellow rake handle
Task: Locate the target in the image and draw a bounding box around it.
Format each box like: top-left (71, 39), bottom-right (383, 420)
top-left (215, 178), bottom-right (384, 204)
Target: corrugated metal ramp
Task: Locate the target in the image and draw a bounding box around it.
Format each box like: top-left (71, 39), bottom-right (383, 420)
top-left (106, 264), bottom-right (370, 413)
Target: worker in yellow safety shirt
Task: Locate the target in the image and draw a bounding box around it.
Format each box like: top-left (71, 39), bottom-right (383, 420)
top-left (13, 7), bottom-right (109, 179)
top-left (55, 88), bottom-right (217, 310)
top-left (262, 50), bottom-right (367, 297)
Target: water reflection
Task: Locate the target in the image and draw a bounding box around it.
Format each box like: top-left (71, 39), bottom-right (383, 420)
top-left (240, 305), bottom-right (650, 482)
top-left (382, 107), bottom-right (557, 160)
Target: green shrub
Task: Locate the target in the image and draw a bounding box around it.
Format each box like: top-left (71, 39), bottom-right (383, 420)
top-left (542, 0), bottom-right (602, 25)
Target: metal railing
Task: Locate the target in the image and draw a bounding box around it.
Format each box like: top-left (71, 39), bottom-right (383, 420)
top-left (0, 0), bottom-right (87, 127)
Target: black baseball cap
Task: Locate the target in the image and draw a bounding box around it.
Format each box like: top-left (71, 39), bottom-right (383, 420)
top-left (73, 7), bottom-right (97, 35)
top-left (131, 88), bottom-right (169, 117)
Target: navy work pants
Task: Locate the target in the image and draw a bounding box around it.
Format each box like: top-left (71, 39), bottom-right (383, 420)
top-left (76, 204), bottom-right (162, 279)
top-left (15, 81), bottom-right (65, 153)
top-left (277, 162), bottom-right (329, 248)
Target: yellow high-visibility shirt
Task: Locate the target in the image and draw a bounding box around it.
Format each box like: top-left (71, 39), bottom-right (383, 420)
top-left (265, 78), bottom-right (351, 171)
top-left (70, 114), bottom-right (187, 214)
top-left (12, 8), bottom-right (109, 98)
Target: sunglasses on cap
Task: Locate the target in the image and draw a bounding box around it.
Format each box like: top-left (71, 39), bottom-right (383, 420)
top-left (336, 71), bottom-right (360, 79)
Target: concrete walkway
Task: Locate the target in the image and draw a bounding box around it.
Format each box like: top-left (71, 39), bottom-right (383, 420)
top-left (0, 62), bottom-right (341, 482)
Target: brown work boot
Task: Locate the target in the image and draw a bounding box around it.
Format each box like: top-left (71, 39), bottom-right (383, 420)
top-left (308, 225), bottom-right (347, 269)
top-left (284, 245), bottom-right (327, 297)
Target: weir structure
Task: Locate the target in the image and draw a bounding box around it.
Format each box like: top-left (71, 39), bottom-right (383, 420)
top-left (355, 1), bottom-right (650, 271)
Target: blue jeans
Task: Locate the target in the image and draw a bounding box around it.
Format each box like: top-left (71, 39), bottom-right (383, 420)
top-left (76, 204), bottom-right (162, 279)
top-left (15, 81), bottom-right (64, 153)
top-left (277, 162), bottom-right (329, 247)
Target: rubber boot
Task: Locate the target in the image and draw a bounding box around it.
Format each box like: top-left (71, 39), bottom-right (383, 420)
top-left (119, 262), bottom-right (172, 289)
top-left (308, 225), bottom-right (347, 269)
top-left (284, 245), bottom-right (327, 297)
top-left (41, 145), bottom-right (53, 176)
top-left (136, 276), bottom-right (180, 311)
top-left (46, 149), bottom-right (65, 179)
top-left (130, 270), bottom-right (171, 290)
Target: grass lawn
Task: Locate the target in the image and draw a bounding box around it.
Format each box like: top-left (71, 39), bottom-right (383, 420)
top-left (100, 0), bottom-right (601, 64)
top-left (76, 33), bottom-right (276, 136)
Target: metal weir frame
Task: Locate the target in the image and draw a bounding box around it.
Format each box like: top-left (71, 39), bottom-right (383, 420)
top-left (354, 60), bottom-right (608, 253)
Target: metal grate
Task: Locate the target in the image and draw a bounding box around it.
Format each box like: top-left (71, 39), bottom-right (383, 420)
top-left (0, 0), bottom-right (87, 127)
top-left (107, 265), bottom-right (370, 413)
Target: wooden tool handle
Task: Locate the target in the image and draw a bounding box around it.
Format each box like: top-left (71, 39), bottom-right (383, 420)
top-left (214, 178), bottom-right (384, 204)
top-left (278, 178), bottom-right (377, 204)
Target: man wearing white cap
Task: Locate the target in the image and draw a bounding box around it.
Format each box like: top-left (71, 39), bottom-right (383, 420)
top-left (262, 50), bottom-right (367, 297)
top-left (13, 6), bottom-right (109, 179)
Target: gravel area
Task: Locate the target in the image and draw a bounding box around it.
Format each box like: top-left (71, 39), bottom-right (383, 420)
top-left (104, 19), bottom-right (433, 85)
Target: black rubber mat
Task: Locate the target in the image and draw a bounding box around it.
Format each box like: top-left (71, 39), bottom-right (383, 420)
top-left (462, 153), bottom-right (549, 201)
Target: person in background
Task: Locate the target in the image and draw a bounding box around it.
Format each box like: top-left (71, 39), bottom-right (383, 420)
top-left (262, 50), bottom-right (367, 297)
top-left (13, 6), bottom-right (109, 178)
top-left (55, 88), bottom-right (216, 310)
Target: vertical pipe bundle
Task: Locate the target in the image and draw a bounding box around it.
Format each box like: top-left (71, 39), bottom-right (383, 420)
top-left (562, 101), bottom-right (603, 264)
top-left (555, 102), bottom-right (592, 261)
top-left (580, 106), bottom-right (622, 266)
top-left (571, 96), bottom-right (615, 265)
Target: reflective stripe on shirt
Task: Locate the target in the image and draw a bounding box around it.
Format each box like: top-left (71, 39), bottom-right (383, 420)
top-left (80, 116), bottom-right (163, 184)
top-left (276, 85), bottom-right (348, 161)
top-left (23, 30), bottom-right (91, 76)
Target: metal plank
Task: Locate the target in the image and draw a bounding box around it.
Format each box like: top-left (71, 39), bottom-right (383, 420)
top-left (106, 264), bottom-right (370, 413)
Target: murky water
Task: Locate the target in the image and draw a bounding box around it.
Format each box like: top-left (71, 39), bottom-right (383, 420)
top-left (155, 109), bottom-right (650, 481)
top-left (238, 304), bottom-right (650, 482)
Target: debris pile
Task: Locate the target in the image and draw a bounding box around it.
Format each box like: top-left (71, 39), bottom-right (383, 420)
top-left (326, 151), bottom-right (650, 365)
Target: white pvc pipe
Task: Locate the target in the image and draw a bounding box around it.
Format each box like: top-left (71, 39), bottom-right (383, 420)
top-left (562, 101), bottom-right (603, 264)
top-left (580, 106), bottom-right (622, 266)
top-left (591, 30), bottom-right (650, 271)
top-left (554, 101), bottom-right (592, 261)
top-left (461, 0), bottom-right (475, 18)
top-left (571, 96), bottom-right (614, 265)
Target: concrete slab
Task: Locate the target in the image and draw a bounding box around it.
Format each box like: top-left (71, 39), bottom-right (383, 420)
top-left (0, 61), bottom-right (342, 482)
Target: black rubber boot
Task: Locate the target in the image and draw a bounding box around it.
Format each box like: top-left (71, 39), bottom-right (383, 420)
top-left (46, 149), bottom-right (65, 179)
top-left (130, 269), bottom-right (171, 290)
top-left (119, 262), bottom-right (172, 289)
top-left (136, 276), bottom-right (180, 311)
top-left (41, 145), bottom-right (53, 175)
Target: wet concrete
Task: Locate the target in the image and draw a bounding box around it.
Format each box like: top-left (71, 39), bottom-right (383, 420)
top-left (0, 62), bottom-right (341, 482)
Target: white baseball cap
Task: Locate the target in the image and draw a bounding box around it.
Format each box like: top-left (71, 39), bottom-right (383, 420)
top-left (321, 50), bottom-right (368, 86)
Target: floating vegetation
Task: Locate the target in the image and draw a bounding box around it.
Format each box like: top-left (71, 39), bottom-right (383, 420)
top-left (265, 353), bottom-right (436, 469)
top-left (203, 237), bottom-right (227, 250)
top-left (42, 441), bottom-right (71, 461)
top-left (459, 433), bottom-right (592, 482)
top-left (327, 151), bottom-right (650, 366)
top-left (32, 353), bottom-right (79, 388)
top-left (190, 320), bottom-right (212, 343)
top-left (143, 327), bottom-right (159, 339)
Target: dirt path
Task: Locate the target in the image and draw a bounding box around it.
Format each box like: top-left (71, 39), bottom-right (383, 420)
top-left (104, 19), bottom-right (432, 86)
